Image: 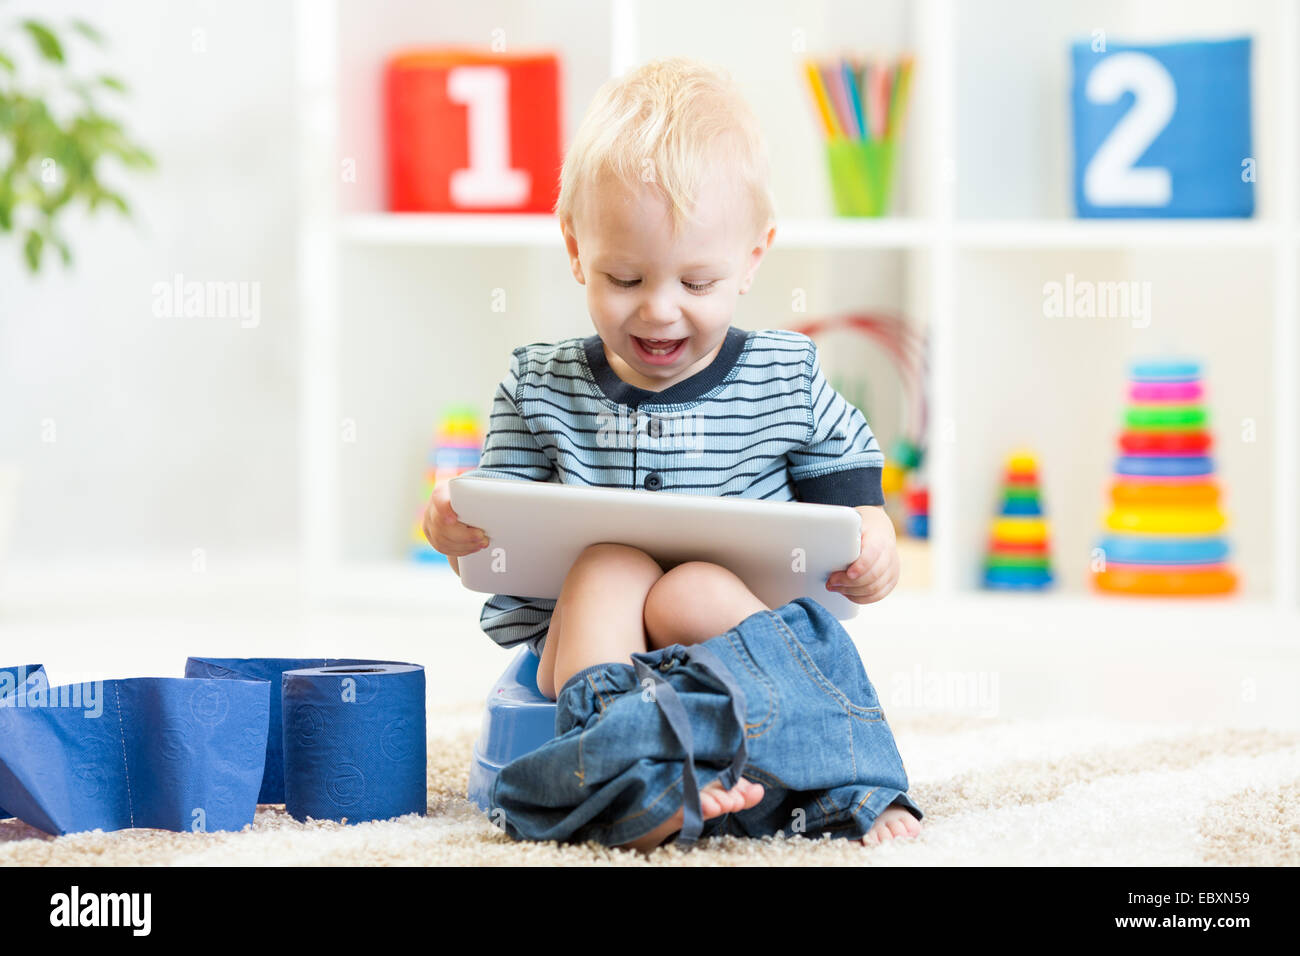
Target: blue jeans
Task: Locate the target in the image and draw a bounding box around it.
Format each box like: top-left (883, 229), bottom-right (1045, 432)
top-left (489, 597), bottom-right (922, 847)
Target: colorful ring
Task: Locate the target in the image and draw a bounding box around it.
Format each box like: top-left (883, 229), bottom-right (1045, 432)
top-left (1002, 485), bottom-right (1040, 500)
top-left (1093, 566), bottom-right (1236, 595)
top-left (1119, 430), bottom-right (1212, 455)
top-left (983, 566), bottom-right (1053, 588)
top-left (1125, 406), bottom-right (1207, 429)
top-left (1105, 507), bottom-right (1225, 534)
top-left (1101, 562), bottom-right (1228, 575)
top-left (1116, 455), bottom-right (1213, 477)
top-left (984, 554), bottom-right (1052, 570)
top-left (1130, 360), bottom-right (1201, 383)
top-left (990, 517), bottom-right (1048, 543)
top-left (1130, 381), bottom-right (1203, 402)
top-left (1113, 472), bottom-right (1219, 486)
top-left (999, 498), bottom-right (1042, 516)
top-left (988, 539), bottom-right (1049, 555)
top-left (1110, 481), bottom-right (1219, 507)
top-left (1095, 534), bottom-right (1228, 565)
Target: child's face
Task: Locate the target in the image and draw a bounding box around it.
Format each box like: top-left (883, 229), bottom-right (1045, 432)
top-left (562, 167), bottom-right (773, 392)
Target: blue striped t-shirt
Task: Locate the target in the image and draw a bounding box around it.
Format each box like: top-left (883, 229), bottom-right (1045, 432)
top-left (460, 325), bottom-right (885, 656)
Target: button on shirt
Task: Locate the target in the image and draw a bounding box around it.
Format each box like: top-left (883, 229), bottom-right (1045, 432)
top-left (460, 326), bottom-right (885, 656)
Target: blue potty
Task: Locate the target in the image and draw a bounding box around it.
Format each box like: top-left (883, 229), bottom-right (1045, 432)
top-left (468, 648), bottom-right (557, 810)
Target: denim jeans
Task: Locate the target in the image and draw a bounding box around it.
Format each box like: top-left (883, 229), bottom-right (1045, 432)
top-left (489, 597), bottom-right (922, 847)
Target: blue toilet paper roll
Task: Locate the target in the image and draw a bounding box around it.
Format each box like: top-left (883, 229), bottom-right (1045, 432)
top-left (0, 664), bottom-right (45, 820)
top-left (0, 664), bottom-right (269, 836)
top-left (183, 657), bottom-right (395, 804)
top-left (281, 663), bottom-right (426, 824)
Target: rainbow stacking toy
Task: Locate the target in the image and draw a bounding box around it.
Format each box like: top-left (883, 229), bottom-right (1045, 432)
top-left (982, 449), bottom-right (1053, 590)
top-left (410, 404), bottom-right (483, 564)
top-left (1092, 359), bottom-right (1237, 596)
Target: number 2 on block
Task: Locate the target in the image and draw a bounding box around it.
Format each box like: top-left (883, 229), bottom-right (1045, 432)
top-left (1083, 52), bottom-right (1176, 207)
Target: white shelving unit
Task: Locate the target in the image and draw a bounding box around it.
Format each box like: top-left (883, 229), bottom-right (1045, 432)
top-left (297, 0), bottom-right (1300, 627)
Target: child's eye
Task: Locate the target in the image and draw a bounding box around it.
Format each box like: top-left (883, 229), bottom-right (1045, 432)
top-left (604, 275), bottom-right (717, 293)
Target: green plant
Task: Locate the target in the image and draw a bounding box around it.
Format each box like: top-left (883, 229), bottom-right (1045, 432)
top-left (0, 15), bottom-right (155, 273)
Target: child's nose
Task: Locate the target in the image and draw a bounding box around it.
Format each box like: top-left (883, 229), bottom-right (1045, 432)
top-left (639, 287), bottom-right (683, 322)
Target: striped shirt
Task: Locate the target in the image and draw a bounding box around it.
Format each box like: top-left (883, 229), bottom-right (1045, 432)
top-left (460, 325), bottom-right (885, 655)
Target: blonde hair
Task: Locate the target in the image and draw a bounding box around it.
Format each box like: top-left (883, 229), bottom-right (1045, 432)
top-left (554, 56), bottom-right (775, 240)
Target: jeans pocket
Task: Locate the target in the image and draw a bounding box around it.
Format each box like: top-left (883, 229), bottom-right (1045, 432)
top-left (715, 630), bottom-right (779, 740)
top-left (769, 611), bottom-right (884, 721)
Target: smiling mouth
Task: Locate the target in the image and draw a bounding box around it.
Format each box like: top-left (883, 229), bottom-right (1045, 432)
top-left (632, 335), bottom-right (687, 356)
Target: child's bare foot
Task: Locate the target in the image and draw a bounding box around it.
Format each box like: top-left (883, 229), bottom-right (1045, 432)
top-left (861, 804), bottom-right (922, 846)
top-left (618, 778), bottom-right (765, 853)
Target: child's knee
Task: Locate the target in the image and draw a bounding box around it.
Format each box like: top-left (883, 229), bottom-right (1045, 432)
top-left (570, 542), bottom-right (664, 592)
top-left (649, 561), bottom-right (744, 606)
top-left (644, 561), bottom-right (750, 643)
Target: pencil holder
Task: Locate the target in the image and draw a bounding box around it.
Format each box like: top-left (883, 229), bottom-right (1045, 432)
top-left (826, 138), bottom-right (896, 217)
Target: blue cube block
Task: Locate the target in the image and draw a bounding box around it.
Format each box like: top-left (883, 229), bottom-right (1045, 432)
top-left (468, 647), bottom-right (557, 811)
top-left (1071, 36), bottom-right (1253, 218)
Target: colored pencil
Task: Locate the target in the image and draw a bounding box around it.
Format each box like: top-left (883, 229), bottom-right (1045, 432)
top-left (803, 59), bottom-right (840, 139)
top-left (842, 57), bottom-right (866, 140)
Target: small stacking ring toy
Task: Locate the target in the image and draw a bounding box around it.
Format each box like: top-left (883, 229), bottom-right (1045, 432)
top-left (987, 538), bottom-right (1048, 554)
top-left (984, 554), bottom-right (1051, 570)
top-left (990, 517), bottom-right (1048, 543)
top-left (984, 566), bottom-right (1054, 588)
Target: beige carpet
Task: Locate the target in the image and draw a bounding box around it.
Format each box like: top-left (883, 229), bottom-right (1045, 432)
top-left (2, 704), bottom-right (1298, 866)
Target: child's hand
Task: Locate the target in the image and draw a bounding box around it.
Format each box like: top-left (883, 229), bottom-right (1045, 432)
top-left (422, 481), bottom-right (490, 573)
top-left (825, 505), bottom-right (899, 604)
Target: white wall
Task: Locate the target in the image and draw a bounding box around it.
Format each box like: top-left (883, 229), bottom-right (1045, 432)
top-left (0, 0), bottom-right (299, 565)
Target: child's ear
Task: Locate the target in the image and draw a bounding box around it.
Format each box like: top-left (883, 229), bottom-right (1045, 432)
top-left (738, 222), bottom-right (776, 294)
top-left (559, 220), bottom-right (586, 285)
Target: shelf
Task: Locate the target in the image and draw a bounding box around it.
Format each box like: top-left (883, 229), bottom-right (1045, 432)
top-left (339, 213), bottom-right (932, 248)
top-left (340, 213), bottom-right (561, 246)
top-left (768, 218), bottom-right (930, 249)
top-left (340, 213), bottom-right (1289, 251)
top-left (954, 219), bottom-right (1284, 249)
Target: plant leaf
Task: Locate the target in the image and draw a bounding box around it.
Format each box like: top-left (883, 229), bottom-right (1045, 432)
top-left (21, 21), bottom-right (64, 63)
top-left (71, 20), bottom-right (106, 47)
top-left (50, 232), bottom-right (72, 266)
top-left (23, 229), bottom-right (43, 272)
top-left (98, 75), bottom-right (128, 93)
top-left (101, 190), bottom-right (130, 216)
top-left (0, 52), bottom-right (16, 73)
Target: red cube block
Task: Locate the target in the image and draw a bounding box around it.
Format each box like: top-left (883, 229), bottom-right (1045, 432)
top-left (385, 48), bottom-right (563, 213)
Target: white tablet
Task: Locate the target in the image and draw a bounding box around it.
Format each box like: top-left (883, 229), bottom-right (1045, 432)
top-left (448, 474), bottom-right (863, 620)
